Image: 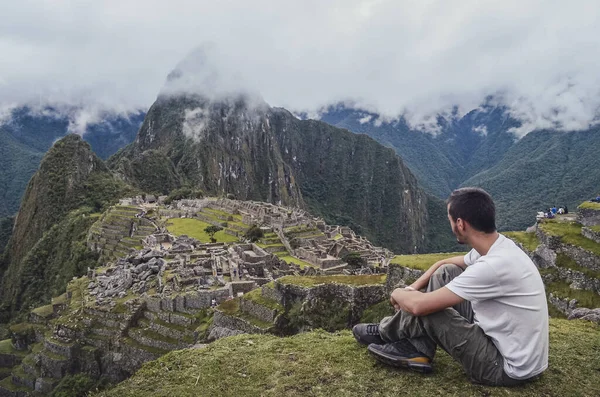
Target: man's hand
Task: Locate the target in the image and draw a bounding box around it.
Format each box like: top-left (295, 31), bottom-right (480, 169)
top-left (389, 286), bottom-right (464, 316)
top-left (390, 287), bottom-right (417, 311)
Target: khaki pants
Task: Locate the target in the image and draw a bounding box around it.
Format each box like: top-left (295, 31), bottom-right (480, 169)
top-left (379, 264), bottom-right (528, 386)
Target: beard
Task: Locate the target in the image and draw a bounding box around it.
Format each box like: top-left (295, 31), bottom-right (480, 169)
top-left (451, 223), bottom-right (467, 245)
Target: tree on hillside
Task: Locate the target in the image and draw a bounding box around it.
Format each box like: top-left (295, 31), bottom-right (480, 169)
top-left (204, 225), bottom-right (223, 243)
top-left (343, 252), bottom-right (366, 269)
top-left (244, 225), bottom-right (264, 243)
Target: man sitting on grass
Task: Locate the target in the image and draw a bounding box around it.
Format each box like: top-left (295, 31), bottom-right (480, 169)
top-left (353, 187), bottom-right (548, 386)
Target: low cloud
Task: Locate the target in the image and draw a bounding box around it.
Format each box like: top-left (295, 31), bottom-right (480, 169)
top-left (1, 1), bottom-right (600, 135)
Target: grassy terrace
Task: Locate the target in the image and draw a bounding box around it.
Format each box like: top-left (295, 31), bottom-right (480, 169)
top-left (546, 280), bottom-right (600, 308)
top-left (504, 231), bottom-right (541, 252)
top-left (277, 274), bottom-right (386, 287)
top-left (278, 255), bottom-right (313, 269)
top-left (0, 377), bottom-right (30, 393)
top-left (578, 201), bottom-right (600, 210)
top-left (31, 304), bottom-right (55, 318)
top-left (216, 299), bottom-right (272, 329)
top-left (166, 218), bottom-right (239, 243)
top-left (539, 220), bottom-right (600, 256)
top-left (97, 319), bottom-right (600, 397)
top-left (0, 339), bottom-right (27, 357)
top-left (555, 253), bottom-right (599, 279)
top-left (390, 252), bottom-right (468, 271)
top-left (242, 288), bottom-right (283, 312)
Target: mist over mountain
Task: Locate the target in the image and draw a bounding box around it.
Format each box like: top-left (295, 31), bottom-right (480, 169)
top-left (106, 55), bottom-right (457, 254)
top-left (0, 106), bottom-right (144, 218)
top-left (319, 104), bottom-right (600, 230)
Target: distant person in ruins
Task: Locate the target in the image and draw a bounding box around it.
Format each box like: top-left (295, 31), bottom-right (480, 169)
top-left (353, 187), bottom-right (548, 386)
top-left (564, 205), bottom-right (568, 214)
top-left (551, 206), bottom-right (557, 214)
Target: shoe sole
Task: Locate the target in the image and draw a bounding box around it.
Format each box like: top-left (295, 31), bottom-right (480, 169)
top-left (367, 345), bottom-right (433, 374)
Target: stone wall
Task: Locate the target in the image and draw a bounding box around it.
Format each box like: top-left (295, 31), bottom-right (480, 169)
top-left (558, 244), bottom-right (600, 272)
top-left (261, 284), bottom-right (283, 303)
top-left (230, 281), bottom-right (257, 296)
top-left (555, 267), bottom-right (600, 293)
top-left (577, 208), bottom-right (600, 226)
top-left (0, 353), bottom-right (21, 368)
top-left (385, 264), bottom-right (424, 294)
top-left (350, 285), bottom-right (387, 321)
top-left (548, 294), bottom-right (578, 316)
top-left (536, 229), bottom-right (562, 250)
top-left (211, 311), bottom-right (267, 334)
top-left (145, 288), bottom-right (229, 313)
top-left (239, 299), bottom-right (278, 323)
top-left (582, 227), bottom-right (600, 244)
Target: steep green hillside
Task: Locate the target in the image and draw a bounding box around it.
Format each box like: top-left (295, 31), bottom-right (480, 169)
top-left (97, 319), bottom-right (599, 397)
top-left (0, 107), bottom-right (143, 218)
top-left (0, 217), bottom-right (14, 257)
top-left (0, 134), bottom-right (134, 319)
top-left (0, 209), bottom-right (99, 320)
top-left (319, 104), bottom-right (520, 199)
top-left (463, 128), bottom-right (600, 230)
top-left (111, 95), bottom-right (455, 253)
top-left (0, 129), bottom-right (44, 218)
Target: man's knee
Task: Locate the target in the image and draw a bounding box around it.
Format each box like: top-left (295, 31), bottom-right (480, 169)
top-left (430, 264), bottom-right (464, 288)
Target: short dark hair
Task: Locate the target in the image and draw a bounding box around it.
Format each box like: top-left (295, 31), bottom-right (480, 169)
top-left (447, 187), bottom-right (496, 233)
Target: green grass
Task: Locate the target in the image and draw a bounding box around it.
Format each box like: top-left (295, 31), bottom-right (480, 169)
top-left (390, 252), bottom-right (469, 271)
top-left (546, 281), bottom-right (600, 308)
top-left (278, 274), bottom-right (386, 287)
top-left (0, 376), bottom-right (31, 392)
top-left (278, 255), bottom-right (314, 269)
top-left (591, 225), bottom-right (600, 233)
top-left (166, 218), bottom-right (239, 244)
top-left (0, 339), bottom-right (27, 356)
top-left (539, 221), bottom-right (600, 256)
top-left (359, 300), bottom-right (395, 323)
top-left (242, 289), bottom-right (283, 312)
top-left (51, 293), bottom-right (68, 306)
top-left (555, 253), bottom-right (599, 279)
top-left (96, 319), bottom-right (600, 397)
top-left (216, 299), bottom-right (272, 329)
top-left (504, 231), bottom-right (541, 252)
top-left (32, 304), bottom-right (55, 318)
top-left (333, 233), bottom-right (343, 240)
top-left (122, 337), bottom-right (169, 356)
top-left (577, 201), bottom-right (600, 210)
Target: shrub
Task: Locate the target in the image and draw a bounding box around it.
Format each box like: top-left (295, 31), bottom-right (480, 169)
top-left (244, 225), bottom-right (264, 242)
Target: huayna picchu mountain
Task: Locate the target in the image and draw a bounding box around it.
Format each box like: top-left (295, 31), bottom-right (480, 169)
top-left (110, 93), bottom-right (455, 254)
top-left (0, 134), bottom-right (134, 320)
top-left (0, 106), bottom-right (144, 219)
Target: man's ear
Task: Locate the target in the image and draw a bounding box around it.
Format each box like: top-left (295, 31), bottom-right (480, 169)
top-left (456, 218), bottom-right (465, 231)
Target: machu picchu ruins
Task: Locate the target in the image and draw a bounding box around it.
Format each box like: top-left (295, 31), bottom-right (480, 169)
top-left (0, 196), bottom-right (599, 396)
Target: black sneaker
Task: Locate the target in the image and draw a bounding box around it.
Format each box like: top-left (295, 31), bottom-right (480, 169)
top-left (352, 323), bottom-right (384, 345)
top-left (367, 339), bottom-right (433, 374)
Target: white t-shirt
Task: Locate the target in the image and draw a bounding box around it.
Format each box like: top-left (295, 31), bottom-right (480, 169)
top-left (446, 234), bottom-right (549, 380)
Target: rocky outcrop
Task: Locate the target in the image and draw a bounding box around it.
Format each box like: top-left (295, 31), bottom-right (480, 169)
top-left (577, 208), bottom-right (600, 226)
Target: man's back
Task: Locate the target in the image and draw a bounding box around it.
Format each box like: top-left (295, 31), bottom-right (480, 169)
top-left (447, 234), bottom-right (549, 379)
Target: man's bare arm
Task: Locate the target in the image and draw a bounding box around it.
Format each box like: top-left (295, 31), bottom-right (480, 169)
top-left (409, 256), bottom-right (466, 291)
top-left (390, 287), bottom-right (464, 316)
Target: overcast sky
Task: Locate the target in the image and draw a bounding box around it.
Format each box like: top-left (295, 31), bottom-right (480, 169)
top-left (1, 0), bottom-right (600, 135)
